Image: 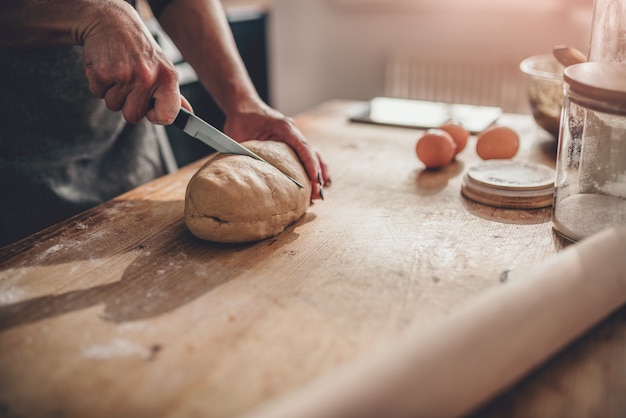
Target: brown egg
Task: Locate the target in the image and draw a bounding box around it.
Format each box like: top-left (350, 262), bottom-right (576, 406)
top-left (416, 129), bottom-right (456, 169)
top-left (476, 126), bottom-right (519, 160)
top-left (438, 122), bottom-right (469, 154)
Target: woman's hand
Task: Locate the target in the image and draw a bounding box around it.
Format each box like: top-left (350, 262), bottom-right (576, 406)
top-left (223, 104), bottom-right (330, 201)
top-left (80, 1), bottom-right (182, 125)
top-left (0, 0), bottom-right (188, 125)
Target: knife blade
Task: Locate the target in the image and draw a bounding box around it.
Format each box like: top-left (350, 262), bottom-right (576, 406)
top-left (171, 108), bottom-right (304, 188)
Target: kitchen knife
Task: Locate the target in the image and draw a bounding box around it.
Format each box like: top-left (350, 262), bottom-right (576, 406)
top-left (172, 107), bottom-right (304, 188)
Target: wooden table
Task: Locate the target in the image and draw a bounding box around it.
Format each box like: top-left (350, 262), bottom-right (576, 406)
top-left (1, 101), bottom-right (624, 418)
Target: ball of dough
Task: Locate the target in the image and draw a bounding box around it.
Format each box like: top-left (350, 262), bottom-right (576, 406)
top-left (185, 140), bottom-right (312, 243)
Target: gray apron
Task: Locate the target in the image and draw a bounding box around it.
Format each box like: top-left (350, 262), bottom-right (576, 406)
top-left (0, 45), bottom-right (176, 247)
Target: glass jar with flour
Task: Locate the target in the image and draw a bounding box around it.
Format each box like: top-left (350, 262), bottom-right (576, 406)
top-left (552, 62), bottom-right (626, 241)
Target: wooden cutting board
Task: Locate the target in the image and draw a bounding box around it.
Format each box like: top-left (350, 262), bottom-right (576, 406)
top-left (0, 101), bottom-right (624, 418)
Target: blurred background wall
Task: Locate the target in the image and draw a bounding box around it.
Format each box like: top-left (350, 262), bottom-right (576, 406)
top-left (268, 0), bottom-right (594, 115)
top-left (141, 0), bottom-right (594, 164)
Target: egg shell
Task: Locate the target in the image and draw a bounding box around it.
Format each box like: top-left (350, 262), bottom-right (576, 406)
top-left (415, 129), bottom-right (456, 169)
top-left (438, 123), bottom-right (469, 154)
top-left (476, 126), bottom-right (519, 160)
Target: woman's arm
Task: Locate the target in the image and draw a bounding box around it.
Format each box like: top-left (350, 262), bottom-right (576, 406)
top-left (156, 0), bottom-right (330, 199)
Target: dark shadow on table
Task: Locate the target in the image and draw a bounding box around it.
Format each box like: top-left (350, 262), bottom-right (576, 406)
top-left (460, 196), bottom-right (553, 226)
top-left (414, 159), bottom-right (465, 196)
top-left (0, 199), bottom-right (316, 333)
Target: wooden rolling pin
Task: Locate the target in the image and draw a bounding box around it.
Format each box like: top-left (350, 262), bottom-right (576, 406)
top-left (243, 227), bottom-right (626, 418)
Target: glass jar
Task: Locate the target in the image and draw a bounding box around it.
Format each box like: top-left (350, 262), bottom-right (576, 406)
top-left (552, 62), bottom-right (626, 241)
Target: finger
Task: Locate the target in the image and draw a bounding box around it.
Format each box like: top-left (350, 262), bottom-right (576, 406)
top-left (294, 140), bottom-right (325, 200)
top-left (181, 95), bottom-right (194, 113)
top-left (146, 83), bottom-right (181, 125)
top-left (103, 84), bottom-right (130, 112)
top-left (317, 151), bottom-right (331, 186)
top-left (122, 86), bottom-right (153, 125)
top-left (84, 63), bottom-right (115, 99)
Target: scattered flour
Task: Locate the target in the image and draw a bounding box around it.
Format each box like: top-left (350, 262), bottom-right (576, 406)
top-left (0, 286), bottom-right (25, 304)
top-left (83, 339), bottom-right (151, 360)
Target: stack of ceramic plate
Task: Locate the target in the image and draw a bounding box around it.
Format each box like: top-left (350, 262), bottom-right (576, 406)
top-left (461, 160), bottom-right (556, 209)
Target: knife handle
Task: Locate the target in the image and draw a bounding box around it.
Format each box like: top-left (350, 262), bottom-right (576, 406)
top-left (172, 107), bottom-right (191, 130)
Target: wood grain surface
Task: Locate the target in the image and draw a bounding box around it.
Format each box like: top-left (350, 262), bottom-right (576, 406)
top-left (0, 100), bottom-right (624, 418)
